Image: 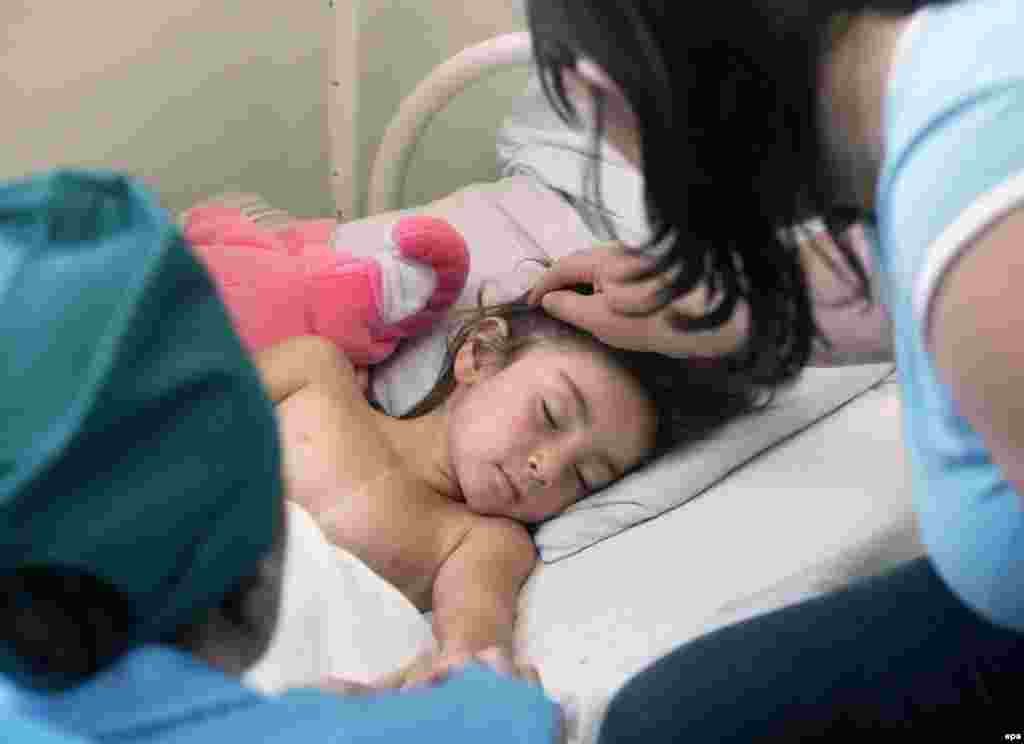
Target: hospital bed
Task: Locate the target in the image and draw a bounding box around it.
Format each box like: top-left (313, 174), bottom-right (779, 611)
top-left (246, 4), bottom-right (922, 741)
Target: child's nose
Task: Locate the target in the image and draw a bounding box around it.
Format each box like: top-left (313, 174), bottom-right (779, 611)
top-left (528, 446), bottom-right (574, 487)
top-left (527, 453), bottom-right (548, 487)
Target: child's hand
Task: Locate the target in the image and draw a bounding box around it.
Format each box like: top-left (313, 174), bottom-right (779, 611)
top-left (374, 645), bottom-right (542, 691)
top-left (373, 648), bottom-right (568, 743)
top-left (317, 676), bottom-right (379, 695)
top-left (370, 648), bottom-right (471, 690)
top-left (317, 645), bottom-right (538, 694)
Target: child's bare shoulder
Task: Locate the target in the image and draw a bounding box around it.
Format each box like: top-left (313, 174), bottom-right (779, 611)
top-left (437, 516), bottom-right (537, 579)
top-left (272, 345), bottom-right (398, 507)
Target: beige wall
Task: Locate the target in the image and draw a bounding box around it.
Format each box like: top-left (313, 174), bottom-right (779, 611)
top-left (1, 0), bottom-right (334, 217)
top-left (349, 0), bottom-right (527, 216)
top-left (1, 1), bottom-right (527, 220)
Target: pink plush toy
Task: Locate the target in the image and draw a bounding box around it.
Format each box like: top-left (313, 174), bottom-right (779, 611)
top-left (181, 204), bottom-right (469, 367)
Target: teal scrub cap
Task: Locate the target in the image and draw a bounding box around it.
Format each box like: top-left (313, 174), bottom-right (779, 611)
top-left (0, 171), bottom-right (282, 683)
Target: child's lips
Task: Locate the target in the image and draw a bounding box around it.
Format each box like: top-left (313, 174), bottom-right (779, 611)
top-left (497, 465), bottom-right (522, 502)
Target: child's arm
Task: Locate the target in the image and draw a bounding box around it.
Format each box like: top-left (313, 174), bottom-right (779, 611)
top-left (430, 520), bottom-right (538, 656)
top-left (374, 520), bottom-right (538, 690)
top-left (254, 335), bottom-right (359, 404)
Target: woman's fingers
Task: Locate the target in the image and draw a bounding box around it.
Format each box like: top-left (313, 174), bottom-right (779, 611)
top-left (527, 242), bottom-right (647, 302)
top-left (665, 285), bottom-right (752, 357)
top-left (597, 245), bottom-right (663, 284)
top-left (602, 258), bottom-right (684, 316)
top-left (530, 244), bottom-right (670, 314)
top-left (527, 249), bottom-right (603, 304)
top-left (539, 290), bottom-right (647, 350)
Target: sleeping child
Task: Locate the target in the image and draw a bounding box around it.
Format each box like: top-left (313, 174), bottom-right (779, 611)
top-left (254, 294), bottom-right (767, 691)
top-left (178, 194), bottom-right (770, 690)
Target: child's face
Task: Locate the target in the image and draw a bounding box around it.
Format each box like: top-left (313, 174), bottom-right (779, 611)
top-left (447, 344), bottom-right (657, 523)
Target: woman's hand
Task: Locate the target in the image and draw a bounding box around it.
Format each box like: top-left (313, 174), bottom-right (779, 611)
top-left (527, 243), bottom-right (751, 359)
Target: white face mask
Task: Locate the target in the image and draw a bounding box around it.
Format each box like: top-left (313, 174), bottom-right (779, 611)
top-left (244, 501), bottom-right (436, 692)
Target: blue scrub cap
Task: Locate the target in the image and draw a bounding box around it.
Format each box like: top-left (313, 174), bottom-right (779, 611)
top-left (0, 171), bottom-right (282, 684)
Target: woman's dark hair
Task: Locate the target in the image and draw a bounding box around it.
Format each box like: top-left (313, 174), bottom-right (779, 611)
top-left (525, 0), bottom-right (945, 388)
top-left (403, 292), bottom-right (776, 461)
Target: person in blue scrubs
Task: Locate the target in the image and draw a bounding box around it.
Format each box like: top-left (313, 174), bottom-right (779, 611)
top-left (524, 0), bottom-right (1024, 738)
top-left (0, 170), bottom-right (563, 743)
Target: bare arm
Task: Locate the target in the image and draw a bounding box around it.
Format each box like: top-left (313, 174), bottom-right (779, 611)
top-left (930, 207), bottom-right (1024, 508)
top-left (369, 520), bottom-right (539, 691)
top-left (799, 224), bottom-right (895, 367)
top-left (431, 520), bottom-right (538, 656)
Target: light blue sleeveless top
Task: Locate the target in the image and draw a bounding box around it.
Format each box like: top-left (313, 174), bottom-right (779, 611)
top-left (873, 0), bottom-right (1024, 629)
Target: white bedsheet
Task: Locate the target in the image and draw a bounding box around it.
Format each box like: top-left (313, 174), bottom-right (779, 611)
top-left (244, 501), bottom-right (436, 693)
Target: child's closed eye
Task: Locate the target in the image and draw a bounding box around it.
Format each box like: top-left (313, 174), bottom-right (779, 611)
top-left (542, 400), bottom-right (558, 429)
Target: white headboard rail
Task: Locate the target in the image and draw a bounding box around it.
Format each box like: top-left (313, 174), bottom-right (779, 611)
top-left (327, 0), bottom-right (359, 220)
top-left (366, 31), bottom-right (533, 216)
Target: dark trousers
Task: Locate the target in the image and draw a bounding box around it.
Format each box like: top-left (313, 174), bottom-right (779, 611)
top-left (598, 557), bottom-right (1024, 742)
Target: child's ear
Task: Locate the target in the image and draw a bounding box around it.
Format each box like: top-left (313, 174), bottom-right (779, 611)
top-left (453, 317), bottom-right (509, 384)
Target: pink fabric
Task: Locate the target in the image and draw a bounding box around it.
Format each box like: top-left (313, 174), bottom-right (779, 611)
top-left (182, 207), bottom-right (469, 367)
